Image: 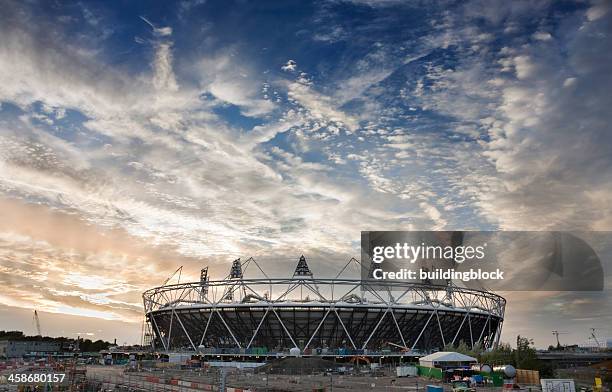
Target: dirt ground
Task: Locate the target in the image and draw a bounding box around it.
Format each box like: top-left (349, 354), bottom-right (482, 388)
top-left (86, 365), bottom-right (505, 392)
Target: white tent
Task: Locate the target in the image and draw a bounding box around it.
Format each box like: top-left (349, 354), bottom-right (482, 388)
top-left (419, 351), bottom-right (477, 368)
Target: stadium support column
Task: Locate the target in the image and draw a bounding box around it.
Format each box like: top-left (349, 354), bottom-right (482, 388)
top-left (362, 308), bottom-right (390, 349)
top-left (199, 310), bottom-right (214, 347)
top-left (271, 308), bottom-right (299, 349)
top-left (451, 311), bottom-right (470, 346)
top-left (304, 308), bottom-right (332, 350)
top-left (333, 309), bottom-right (357, 349)
top-left (247, 307), bottom-right (271, 349)
top-left (477, 314), bottom-right (491, 345)
top-left (411, 311), bottom-right (435, 351)
top-left (173, 309), bottom-right (197, 351)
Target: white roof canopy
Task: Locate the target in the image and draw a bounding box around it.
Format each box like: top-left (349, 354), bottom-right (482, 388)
top-left (419, 351), bottom-right (477, 362)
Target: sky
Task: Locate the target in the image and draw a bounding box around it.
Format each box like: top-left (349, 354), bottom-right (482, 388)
top-left (0, 0), bottom-right (611, 348)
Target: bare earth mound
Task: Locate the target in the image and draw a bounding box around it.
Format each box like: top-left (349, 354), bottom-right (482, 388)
top-left (255, 357), bottom-right (340, 374)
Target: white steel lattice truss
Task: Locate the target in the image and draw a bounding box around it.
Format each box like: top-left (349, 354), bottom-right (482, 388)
top-left (142, 257), bottom-right (506, 353)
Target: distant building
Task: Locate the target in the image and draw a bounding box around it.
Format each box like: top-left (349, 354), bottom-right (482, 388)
top-left (0, 340), bottom-right (61, 358)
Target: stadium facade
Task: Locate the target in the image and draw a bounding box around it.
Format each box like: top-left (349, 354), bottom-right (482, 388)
top-left (142, 256), bottom-right (505, 355)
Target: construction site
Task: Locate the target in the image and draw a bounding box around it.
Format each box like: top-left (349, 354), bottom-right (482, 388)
top-left (1, 257), bottom-right (610, 392)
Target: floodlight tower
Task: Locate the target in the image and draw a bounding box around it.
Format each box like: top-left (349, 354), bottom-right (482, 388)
top-left (200, 266), bottom-right (209, 301)
top-left (33, 310), bottom-right (42, 336)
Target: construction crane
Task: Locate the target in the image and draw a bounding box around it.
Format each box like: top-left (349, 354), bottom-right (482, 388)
top-left (33, 310), bottom-right (42, 336)
top-left (590, 328), bottom-right (602, 348)
top-left (552, 330), bottom-right (567, 347)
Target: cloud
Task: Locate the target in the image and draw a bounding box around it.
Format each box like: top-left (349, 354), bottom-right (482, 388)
top-left (377, 0), bottom-right (612, 233)
top-left (139, 16), bottom-right (173, 37)
top-left (153, 43), bottom-right (179, 91)
top-left (196, 53), bottom-right (276, 117)
top-left (1, 0), bottom-right (611, 347)
top-left (532, 31), bottom-right (552, 41)
top-left (586, 1), bottom-right (610, 21)
top-left (477, 6), bottom-right (612, 230)
top-left (0, 3), bottom-right (436, 332)
top-left (281, 59), bottom-right (297, 72)
top-left (286, 77), bottom-right (360, 133)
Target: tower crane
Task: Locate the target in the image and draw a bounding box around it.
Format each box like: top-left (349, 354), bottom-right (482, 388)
top-left (551, 330), bottom-right (567, 348)
top-left (589, 328), bottom-right (602, 348)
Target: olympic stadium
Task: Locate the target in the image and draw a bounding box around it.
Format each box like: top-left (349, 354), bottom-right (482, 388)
top-left (142, 256), bottom-right (505, 356)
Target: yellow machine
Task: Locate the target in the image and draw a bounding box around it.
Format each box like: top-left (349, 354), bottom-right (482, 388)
top-left (594, 377), bottom-right (602, 392)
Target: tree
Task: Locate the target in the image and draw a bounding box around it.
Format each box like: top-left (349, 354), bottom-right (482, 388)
top-left (479, 342), bottom-right (513, 365)
top-left (1, 330), bottom-right (112, 352)
top-left (440, 336), bottom-right (553, 377)
top-left (515, 335), bottom-right (538, 370)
